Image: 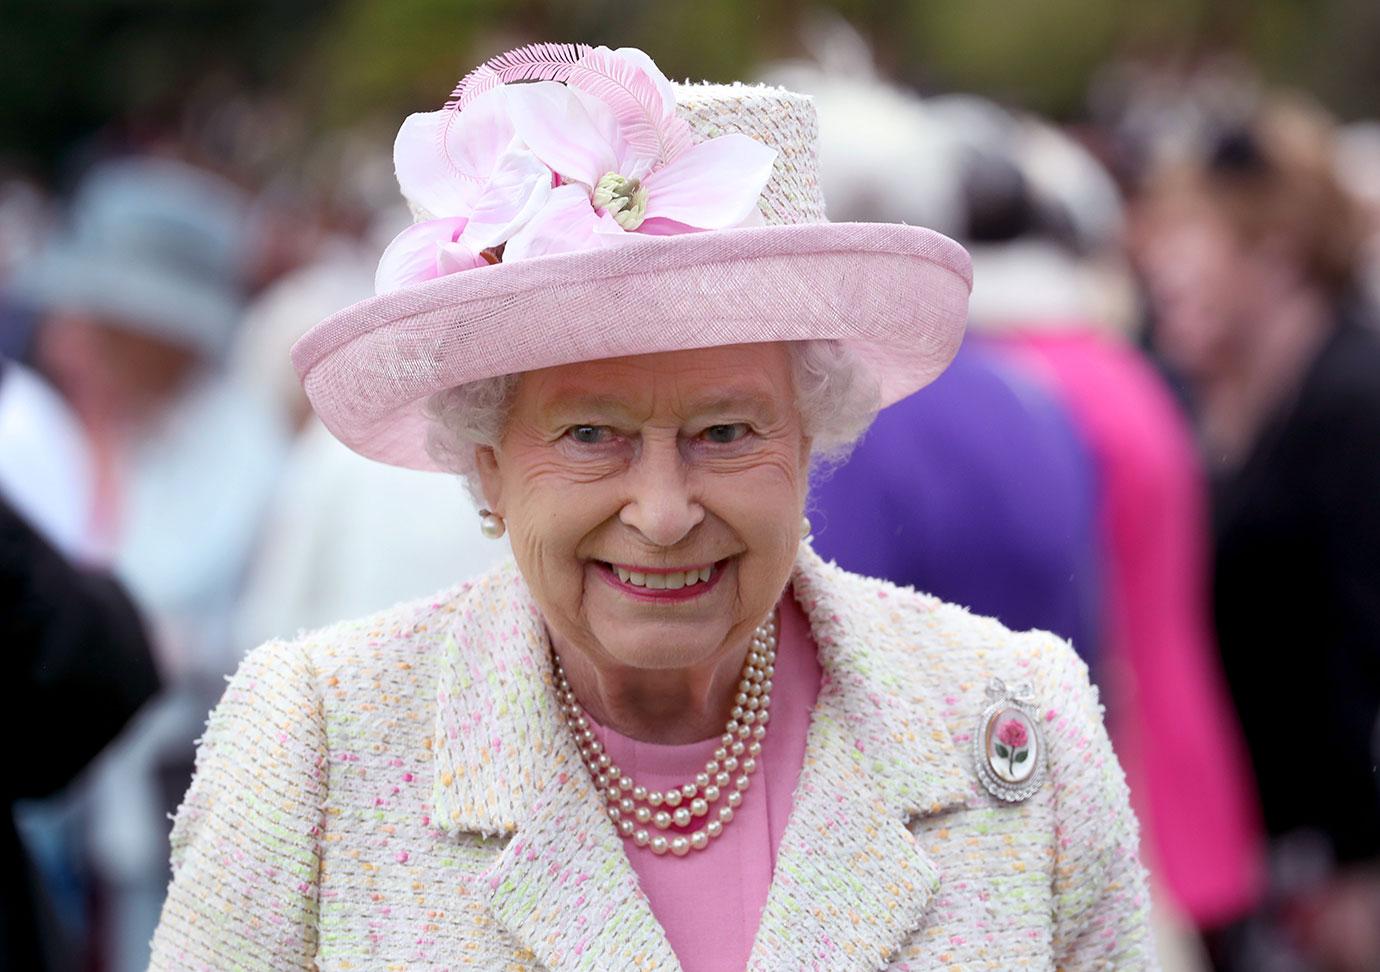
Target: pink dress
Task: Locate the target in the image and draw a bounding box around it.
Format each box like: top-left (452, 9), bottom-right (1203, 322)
top-left (589, 591), bottom-right (822, 972)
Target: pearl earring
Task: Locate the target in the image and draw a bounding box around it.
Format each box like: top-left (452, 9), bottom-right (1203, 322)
top-left (479, 509), bottom-right (506, 540)
top-left (800, 515), bottom-right (812, 539)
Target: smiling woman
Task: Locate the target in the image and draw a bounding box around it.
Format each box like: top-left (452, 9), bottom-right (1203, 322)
top-left (150, 41), bottom-right (1155, 971)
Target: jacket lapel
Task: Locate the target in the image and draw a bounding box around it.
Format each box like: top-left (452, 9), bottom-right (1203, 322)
top-left (747, 549), bottom-right (974, 971)
top-left (431, 562), bottom-right (679, 970)
top-left (430, 551), bottom-right (974, 972)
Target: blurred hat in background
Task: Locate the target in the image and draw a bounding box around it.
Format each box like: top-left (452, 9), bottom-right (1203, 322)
top-left (8, 157), bottom-right (251, 360)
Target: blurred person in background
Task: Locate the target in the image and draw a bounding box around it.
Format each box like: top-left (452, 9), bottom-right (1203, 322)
top-left (1140, 96), bottom-right (1380, 972)
top-left (764, 40), bottom-right (1104, 703)
top-left (5, 155), bottom-right (289, 970)
top-left (2, 488), bottom-right (160, 972)
top-left (916, 91), bottom-right (1264, 964)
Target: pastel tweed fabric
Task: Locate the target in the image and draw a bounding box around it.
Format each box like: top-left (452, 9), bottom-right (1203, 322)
top-left (150, 547), bottom-right (1157, 970)
top-left (290, 85), bottom-right (971, 472)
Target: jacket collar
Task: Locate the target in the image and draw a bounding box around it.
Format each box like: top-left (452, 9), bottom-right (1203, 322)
top-left (431, 546), bottom-right (973, 970)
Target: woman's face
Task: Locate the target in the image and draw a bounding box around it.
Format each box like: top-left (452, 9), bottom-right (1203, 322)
top-left (1140, 198), bottom-right (1280, 381)
top-left (476, 343), bottom-right (811, 673)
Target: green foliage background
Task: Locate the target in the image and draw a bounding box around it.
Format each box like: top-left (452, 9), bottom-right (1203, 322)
top-left (3, 0), bottom-right (1378, 179)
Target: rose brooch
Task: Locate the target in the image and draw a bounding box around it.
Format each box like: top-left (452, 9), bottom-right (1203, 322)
top-left (973, 677), bottom-right (1046, 802)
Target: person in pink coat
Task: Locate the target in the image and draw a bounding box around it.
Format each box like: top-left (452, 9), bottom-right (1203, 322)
top-left (148, 43), bottom-right (1156, 970)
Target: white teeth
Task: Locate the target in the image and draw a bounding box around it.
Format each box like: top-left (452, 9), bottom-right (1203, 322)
top-left (614, 564), bottom-right (716, 589)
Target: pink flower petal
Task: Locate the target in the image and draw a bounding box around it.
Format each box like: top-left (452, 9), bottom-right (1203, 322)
top-left (458, 146), bottom-right (553, 249)
top-left (642, 133), bottom-right (777, 229)
top-left (393, 86), bottom-right (515, 216)
top-left (506, 82), bottom-right (620, 189)
top-left (374, 217), bottom-right (476, 293)
top-left (504, 184), bottom-right (607, 260)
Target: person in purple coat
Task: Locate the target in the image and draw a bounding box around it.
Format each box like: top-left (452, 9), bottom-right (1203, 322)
top-left (783, 65), bottom-right (1103, 666)
top-left (809, 344), bottom-right (1102, 667)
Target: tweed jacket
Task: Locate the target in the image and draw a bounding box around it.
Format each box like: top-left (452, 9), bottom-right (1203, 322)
top-left (149, 546), bottom-right (1156, 970)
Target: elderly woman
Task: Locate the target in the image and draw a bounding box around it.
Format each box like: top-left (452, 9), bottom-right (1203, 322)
top-left (150, 44), bottom-right (1154, 970)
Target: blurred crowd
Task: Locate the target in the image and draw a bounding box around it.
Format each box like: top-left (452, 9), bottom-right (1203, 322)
top-left (3, 12), bottom-right (1379, 972)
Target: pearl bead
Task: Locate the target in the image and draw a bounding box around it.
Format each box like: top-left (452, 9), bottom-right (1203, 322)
top-left (596, 753), bottom-right (611, 768)
top-left (742, 758), bottom-right (757, 774)
top-left (606, 765), bottom-right (620, 779)
top-left (703, 785), bottom-right (720, 802)
top-left (650, 836), bottom-right (669, 855)
top-left (690, 798), bottom-right (708, 817)
top-left (705, 760), bottom-right (720, 774)
top-left (619, 776), bottom-right (633, 791)
top-left (713, 748), bottom-right (727, 761)
top-left (634, 829), bottom-right (650, 847)
top-left (663, 790), bottom-right (681, 808)
top-left (618, 818), bottom-right (635, 836)
top-left (648, 791), bottom-right (663, 807)
top-left (758, 694), bottom-right (771, 709)
top-left (748, 742), bottom-right (762, 756)
top-left (723, 757), bottom-right (739, 772)
top-left (635, 806), bottom-right (651, 824)
top-left (718, 806), bottom-right (735, 824)
top-left (607, 807), bottom-right (620, 822)
top-left (720, 733), bottom-right (734, 748)
top-left (694, 773), bottom-right (710, 788)
top-left (727, 790), bottom-right (743, 808)
top-left (619, 797), bottom-right (635, 814)
top-left (734, 775), bottom-right (750, 791)
top-left (672, 807), bottom-right (692, 827)
top-left (715, 771), bottom-right (730, 787)
top-left (632, 786), bottom-right (647, 801)
top-left (669, 836), bottom-right (690, 857)
top-left (752, 726), bottom-right (766, 739)
top-left (706, 819), bottom-right (724, 838)
top-left (731, 741), bottom-right (745, 756)
top-left (681, 783), bottom-right (697, 799)
top-left (605, 786), bottom-right (621, 802)
top-left (653, 811), bottom-right (672, 830)
top-left (690, 830), bottom-right (709, 851)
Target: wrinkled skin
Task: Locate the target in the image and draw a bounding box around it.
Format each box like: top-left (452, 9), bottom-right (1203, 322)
top-left (476, 343), bottom-right (810, 742)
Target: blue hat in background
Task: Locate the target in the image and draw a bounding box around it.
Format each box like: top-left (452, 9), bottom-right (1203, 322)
top-left (7, 157), bottom-right (250, 360)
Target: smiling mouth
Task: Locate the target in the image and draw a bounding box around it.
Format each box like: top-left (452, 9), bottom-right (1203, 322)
top-left (595, 559), bottom-right (728, 597)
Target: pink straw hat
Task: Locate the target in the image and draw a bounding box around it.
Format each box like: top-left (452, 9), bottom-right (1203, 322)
top-left (292, 43), bottom-right (972, 471)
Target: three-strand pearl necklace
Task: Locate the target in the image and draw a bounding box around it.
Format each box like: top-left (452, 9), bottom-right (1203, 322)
top-left (552, 614), bottom-right (778, 857)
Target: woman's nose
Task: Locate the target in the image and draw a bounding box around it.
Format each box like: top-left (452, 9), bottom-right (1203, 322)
top-left (618, 439), bottom-right (704, 548)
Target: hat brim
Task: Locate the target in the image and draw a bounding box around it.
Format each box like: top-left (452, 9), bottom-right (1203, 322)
top-left (292, 221), bottom-right (971, 471)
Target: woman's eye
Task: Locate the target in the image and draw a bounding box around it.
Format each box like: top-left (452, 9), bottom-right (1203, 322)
top-left (702, 423), bottom-right (749, 444)
top-left (567, 425), bottom-right (610, 445)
